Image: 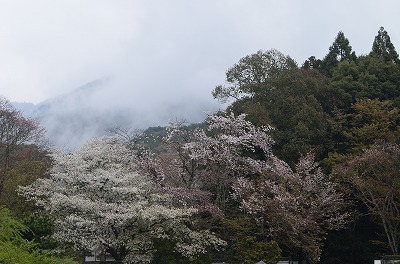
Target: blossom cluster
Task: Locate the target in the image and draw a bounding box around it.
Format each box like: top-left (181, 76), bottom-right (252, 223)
top-left (19, 135), bottom-right (225, 263)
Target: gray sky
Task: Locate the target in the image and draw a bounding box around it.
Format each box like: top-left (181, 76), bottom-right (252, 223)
top-left (1, 0), bottom-right (399, 104)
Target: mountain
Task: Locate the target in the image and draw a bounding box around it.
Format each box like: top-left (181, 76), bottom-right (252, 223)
top-left (14, 79), bottom-right (220, 150)
top-left (12, 102), bottom-right (36, 114)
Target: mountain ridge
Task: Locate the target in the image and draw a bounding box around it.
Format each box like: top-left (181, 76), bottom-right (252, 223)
top-left (13, 79), bottom-right (219, 149)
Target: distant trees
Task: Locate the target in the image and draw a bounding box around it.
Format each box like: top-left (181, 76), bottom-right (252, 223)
top-left (20, 136), bottom-right (225, 263)
top-left (0, 97), bottom-right (45, 171)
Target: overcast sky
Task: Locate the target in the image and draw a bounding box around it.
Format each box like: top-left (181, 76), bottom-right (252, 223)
top-left (0, 0), bottom-right (399, 105)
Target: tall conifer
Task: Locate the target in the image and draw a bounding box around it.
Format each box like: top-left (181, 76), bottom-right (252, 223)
top-left (370, 26), bottom-right (400, 64)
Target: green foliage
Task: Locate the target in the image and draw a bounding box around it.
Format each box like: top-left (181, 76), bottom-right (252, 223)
top-left (370, 27), bottom-right (400, 64)
top-left (320, 152), bottom-right (349, 173)
top-left (344, 99), bottom-right (400, 150)
top-left (22, 214), bottom-right (59, 250)
top-left (0, 160), bottom-right (47, 217)
top-left (302, 56), bottom-right (322, 70)
top-left (228, 68), bottom-right (335, 164)
top-left (321, 31), bottom-right (357, 76)
top-left (329, 55), bottom-right (400, 112)
top-left (229, 237), bottom-right (281, 264)
top-left (0, 241), bottom-right (77, 264)
top-left (220, 217), bottom-right (281, 264)
top-left (0, 207), bottom-right (78, 264)
top-left (324, 98), bottom-right (400, 161)
top-left (212, 49), bottom-right (297, 103)
top-left (0, 207), bottom-right (29, 243)
top-left (152, 239), bottom-right (212, 264)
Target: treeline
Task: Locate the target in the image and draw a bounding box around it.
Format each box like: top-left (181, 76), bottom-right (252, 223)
top-left (0, 26), bottom-right (399, 264)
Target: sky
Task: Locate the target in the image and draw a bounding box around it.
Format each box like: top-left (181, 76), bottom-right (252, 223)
top-left (0, 0), bottom-right (400, 105)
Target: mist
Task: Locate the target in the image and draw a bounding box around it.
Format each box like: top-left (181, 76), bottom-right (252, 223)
top-left (4, 1), bottom-right (400, 148)
top-left (15, 77), bottom-right (221, 150)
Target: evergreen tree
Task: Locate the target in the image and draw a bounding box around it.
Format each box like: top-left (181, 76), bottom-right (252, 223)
top-left (321, 31), bottom-right (356, 76)
top-left (370, 26), bottom-right (400, 64)
top-left (302, 56), bottom-right (322, 70)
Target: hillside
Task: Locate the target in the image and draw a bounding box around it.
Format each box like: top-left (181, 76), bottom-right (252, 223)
top-left (14, 79), bottom-right (219, 149)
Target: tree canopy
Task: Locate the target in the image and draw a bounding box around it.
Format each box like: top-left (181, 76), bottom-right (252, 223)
top-left (321, 31), bottom-right (357, 76)
top-left (20, 136), bottom-right (225, 263)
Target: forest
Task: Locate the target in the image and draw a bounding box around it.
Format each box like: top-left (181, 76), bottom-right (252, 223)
top-left (0, 26), bottom-right (400, 264)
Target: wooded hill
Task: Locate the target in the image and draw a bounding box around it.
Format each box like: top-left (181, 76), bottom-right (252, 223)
top-left (1, 26), bottom-right (400, 263)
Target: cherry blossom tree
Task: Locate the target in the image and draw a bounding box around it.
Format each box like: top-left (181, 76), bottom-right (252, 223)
top-left (164, 112), bottom-right (274, 208)
top-left (333, 142), bottom-right (400, 255)
top-left (119, 110), bottom-right (349, 262)
top-left (111, 127), bottom-right (223, 218)
top-left (163, 111), bottom-right (351, 261)
top-left (232, 154), bottom-right (350, 262)
top-left (19, 136), bottom-right (225, 263)
top-left (0, 97), bottom-right (45, 171)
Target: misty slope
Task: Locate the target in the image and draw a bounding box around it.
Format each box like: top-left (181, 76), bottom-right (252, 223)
top-left (14, 80), bottom-right (219, 149)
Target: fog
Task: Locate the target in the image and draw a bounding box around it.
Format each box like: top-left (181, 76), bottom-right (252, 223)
top-left (3, 1), bottom-right (400, 148)
top-left (15, 78), bottom-right (221, 149)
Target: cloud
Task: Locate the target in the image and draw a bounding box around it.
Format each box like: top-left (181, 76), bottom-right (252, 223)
top-left (3, 1), bottom-right (400, 126)
top-left (3, 1), bottom-right (400, 147)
